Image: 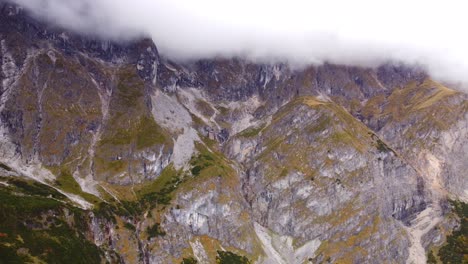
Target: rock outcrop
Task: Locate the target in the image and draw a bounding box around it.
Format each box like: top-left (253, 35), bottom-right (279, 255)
top-left (0, 2), bottom-right (466, 263)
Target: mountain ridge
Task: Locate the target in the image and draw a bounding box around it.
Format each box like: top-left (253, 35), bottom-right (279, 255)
top-left (0, 2), bottom-right (467, 263)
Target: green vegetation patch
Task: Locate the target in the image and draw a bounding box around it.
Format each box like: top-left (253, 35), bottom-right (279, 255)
top-left (237, 125), bottom-right (264, 138)
top-left (375, 138), bottom-right (392, 153)
top-left (438, 200), bottom-right (468, 264)
top-left (135, 116), bottom-right (167, 149)
top-left (85, 166), bottom-right (183, 223)
top-left (0, 163), bottom-right (12, 171)
top-left (369, 133), bottom-right (393, 154)
top-left (216, 250), bottom-right (251, 264)
top-left (115, 67), bottom-right (144, 107)
top-left (123, 222), bottom-right (136, 232)
top-left (0, 186), bottom-right (103, 264)
top-left (101, 165), bottom-right (185, 218)
top-left (138, 165), bottom-right (180, 196)
top-left (92, 202), bottom-right (118, 224)
top-left (188, 144), bottom-right (233, 182)
top-left (181, 256), bottom-right (198, 264)
top-left (427, 250), bottom-right (438, 264)
top-left (94, 158), bottom-right (126, 176)
top-left (138, 167), bottom-right (184, 209)
top-left (146, 223), bottom-right (166, 239)
top-left (99, 115), bottom-right (167, 150)
top-left (5, 177), bottom-right (66, 200)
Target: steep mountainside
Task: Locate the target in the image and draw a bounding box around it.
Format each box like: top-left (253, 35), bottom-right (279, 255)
top-left (0, 2), bottom-right (467, 264)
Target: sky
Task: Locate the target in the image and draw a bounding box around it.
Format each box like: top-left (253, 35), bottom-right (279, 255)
top-left (10, 0), bottom-right (468, 88)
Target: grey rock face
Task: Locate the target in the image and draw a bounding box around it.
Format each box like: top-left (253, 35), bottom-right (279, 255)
top-left (224, 98), bottom-right (427, 263)
top-left (0, 3), bottom-right (466, 264)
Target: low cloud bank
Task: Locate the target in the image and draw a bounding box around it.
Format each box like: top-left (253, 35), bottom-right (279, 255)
top-left (10, 0), bottom-right (468, 89)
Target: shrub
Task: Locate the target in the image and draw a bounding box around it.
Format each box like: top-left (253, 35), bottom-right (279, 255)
top-left (181, 256), bottom-right (198, 264)
top-left (216, 251), bottom-right (250, 264)
top-left (147, 223), bottom-right (166, 239)
top-left (123, 222), bottom-right (136, 232)
top-left (427, 250), bottom-right (437, 264)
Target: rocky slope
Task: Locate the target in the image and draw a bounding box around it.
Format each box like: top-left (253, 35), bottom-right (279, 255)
top-left (0, 2), bottom-right (467, 264)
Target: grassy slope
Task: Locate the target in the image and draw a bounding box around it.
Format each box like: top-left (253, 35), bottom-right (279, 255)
top-left (0, 177), bottom-right (104, 264)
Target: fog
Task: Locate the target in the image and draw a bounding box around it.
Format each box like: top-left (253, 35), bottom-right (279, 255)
top-left (10, 0), bottom-right (468, 88)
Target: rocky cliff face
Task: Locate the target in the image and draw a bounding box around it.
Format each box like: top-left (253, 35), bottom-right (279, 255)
top-left (0, 2), bottom-right (467, 264)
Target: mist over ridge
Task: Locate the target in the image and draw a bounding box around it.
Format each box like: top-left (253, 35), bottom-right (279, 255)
top-left (9, 0), bottom-right (468, 90)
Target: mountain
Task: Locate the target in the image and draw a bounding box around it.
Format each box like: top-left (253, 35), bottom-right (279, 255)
top-left (0, 2), bottom-right (467, 264)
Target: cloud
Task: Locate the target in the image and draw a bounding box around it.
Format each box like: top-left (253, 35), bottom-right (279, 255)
top-left (9, 0), bottom-right (468, 88)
